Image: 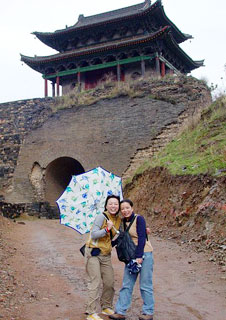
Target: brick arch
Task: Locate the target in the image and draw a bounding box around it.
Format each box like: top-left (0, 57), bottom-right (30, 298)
top-left (44, 157), bottom-right (84, 206)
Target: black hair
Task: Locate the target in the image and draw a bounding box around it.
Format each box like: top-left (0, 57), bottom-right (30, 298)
top-left (104, 195), bottom-right (120, 214)
top-left (120, 199), bottom-right (133, 207)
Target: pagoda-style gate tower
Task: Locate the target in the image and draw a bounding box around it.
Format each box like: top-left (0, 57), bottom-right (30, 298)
top-left (21, 0), bottom-right (203, 97)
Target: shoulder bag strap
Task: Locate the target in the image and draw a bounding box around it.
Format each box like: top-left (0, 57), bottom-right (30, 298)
top-left (124, 214), bottom-right (149, 240)
top-left (123, 214), bottom-right (136, 233)
top-left (102, 212), bottom-right (108, 220)
top-left (102, 212), bottom-right (113, 240)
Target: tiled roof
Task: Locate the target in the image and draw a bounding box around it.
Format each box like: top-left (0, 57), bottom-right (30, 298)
top-left (74, 2), bottom-right (148, 28)
top-left (33, 1), bottom-right (158, 37)
top-left (33, 0), bottom-right (190, 53)
top-left (22, 27), bottom-right (169, 65)
top-left (21, 25), bottom-right (203, 74)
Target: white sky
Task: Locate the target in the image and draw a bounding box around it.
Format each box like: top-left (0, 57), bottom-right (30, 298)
top-left (0, 0), bottom-right (225, 103)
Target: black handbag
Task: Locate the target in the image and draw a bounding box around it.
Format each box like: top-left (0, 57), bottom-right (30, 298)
top-left (116, 215), bottom-right (136, 264)
top-left (79, 244), bottom-right (101, 257)
top-left (80, 244), bottom-right (86, 256)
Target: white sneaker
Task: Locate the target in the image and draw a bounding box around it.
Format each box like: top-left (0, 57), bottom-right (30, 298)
top-left (86, 313), bottom-right (103, 320)
top-left (102, 308), bottom-right (114, 315)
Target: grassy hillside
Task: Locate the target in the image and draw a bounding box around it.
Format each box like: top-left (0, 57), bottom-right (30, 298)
top-left (124, 96), bottom-right (226, 266)
top-left (136, 95), bottom-right (226, 176)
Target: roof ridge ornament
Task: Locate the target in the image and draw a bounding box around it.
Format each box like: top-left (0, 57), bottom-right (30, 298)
top-left (144, 0), bottom-right (151, 7)
top-left (78, 14), bottom-right (85, 21)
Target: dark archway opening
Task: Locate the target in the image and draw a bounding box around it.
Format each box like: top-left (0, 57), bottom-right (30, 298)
top-left (45, 157), bottom-right (84, 206)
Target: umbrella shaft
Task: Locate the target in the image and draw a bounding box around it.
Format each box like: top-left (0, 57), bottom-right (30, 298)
top-left (104, 217), bottom-right (119, 234)
top-left (112, 225), bottom-right (120, 234)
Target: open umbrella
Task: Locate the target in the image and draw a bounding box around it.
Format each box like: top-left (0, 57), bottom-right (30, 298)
top-left (56, 166), bottom-right (123, 234)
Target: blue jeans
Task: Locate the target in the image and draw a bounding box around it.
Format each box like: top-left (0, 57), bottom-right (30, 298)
top-left (115, 252), bottom-right (154, 315)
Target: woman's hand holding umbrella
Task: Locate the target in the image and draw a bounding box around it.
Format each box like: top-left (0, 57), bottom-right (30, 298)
top-left (107, 220), bottom-right (114, 230)
top-left (105, 218), bottom-right (120, 234)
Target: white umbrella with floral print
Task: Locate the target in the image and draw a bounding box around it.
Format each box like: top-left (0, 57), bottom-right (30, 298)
top-left (56, 166), bottom-right (123, 234)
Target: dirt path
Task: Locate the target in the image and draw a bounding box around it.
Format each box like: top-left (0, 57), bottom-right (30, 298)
top-left (1, 218), bottom-right (225, 320)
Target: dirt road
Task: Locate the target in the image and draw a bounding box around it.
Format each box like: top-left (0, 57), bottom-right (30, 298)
top-left (1, 218), bottom-right (225, 320)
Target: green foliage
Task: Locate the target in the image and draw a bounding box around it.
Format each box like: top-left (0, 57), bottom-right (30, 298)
top-left (136, 96), bottom-right (226, 176)
top-left (134, 160), bottom-right (151, 176)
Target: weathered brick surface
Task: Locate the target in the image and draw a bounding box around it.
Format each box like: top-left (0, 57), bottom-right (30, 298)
top-left (0, 77), bottom-right (211, 206)
top-left (0, 98), bottom-right (53, 190)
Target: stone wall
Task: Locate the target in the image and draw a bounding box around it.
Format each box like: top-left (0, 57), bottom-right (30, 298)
top-left (0, 98), bottom-right (54, 192)
top-left (0, 77), bottom-right (212, 209)
top-left (122, 77), bottom-right (212, 181)
top-left (0, 201), bottom-right (58, 219)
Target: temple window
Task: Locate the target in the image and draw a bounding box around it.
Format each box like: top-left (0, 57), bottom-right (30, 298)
top-left (79, 61), bottom-right (89, 68)
top-left (67, 63), bottom-right (77, 70)
top-left (86, 37), bottom-right (95, 45)
top-left (105, 55), bottom-right (116, 62)
top-left (57, 65), bottom-right (66, 72)
top-left (130, 50), bottom-right (140, 57)
top-left (118, 53), bottom-right (127, 60)
top-left (91, 58), bottom-right (102, 65)
top-left (112, 32), bottom-right (120, 39)
top-left (45, 67), bottom-right (55, 74)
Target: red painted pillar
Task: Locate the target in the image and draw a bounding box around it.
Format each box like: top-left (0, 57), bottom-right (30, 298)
top-left (161, 61), bottom-right (166, 77)
top-left (44, 79), bottom-right (48, 97)
top-left (121, 71), bottom-right (125, 82)
top-left (56, 76), bottom-right (60, 96)
top-left (117, 63), bottom-right (121, 82)
top-left (84, 74), bottom-right (87, 90)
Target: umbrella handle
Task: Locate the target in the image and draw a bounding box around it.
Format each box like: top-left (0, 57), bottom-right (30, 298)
top-left (112, 225), bottom-right (120, 234)
top-left (104, 217), bottom-right (120, 234)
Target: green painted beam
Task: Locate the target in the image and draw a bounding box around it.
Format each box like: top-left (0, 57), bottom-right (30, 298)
top-left (159, 55), bottom-right (180, 75)
top-left (43, 54), bottom-right (156, 80)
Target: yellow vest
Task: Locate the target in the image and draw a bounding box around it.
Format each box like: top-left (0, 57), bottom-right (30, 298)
top-left (86, 211), bottom-right (121, 255)
top-left (125, 215), bottom-right (153, 252)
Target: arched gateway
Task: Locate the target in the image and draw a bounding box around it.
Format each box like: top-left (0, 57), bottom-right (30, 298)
top-left (45, 157), bottom-right (84, 206)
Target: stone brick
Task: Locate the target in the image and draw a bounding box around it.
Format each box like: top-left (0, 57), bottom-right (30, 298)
top-left (0, 78), bottom-right (211, 208)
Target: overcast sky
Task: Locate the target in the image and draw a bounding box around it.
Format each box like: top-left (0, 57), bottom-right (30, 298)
top-left (1, 0), bottom-right (225, 103)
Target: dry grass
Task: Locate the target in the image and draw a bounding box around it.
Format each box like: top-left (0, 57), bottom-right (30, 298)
top-left (50, 74), bottom-right (186, 113)
top-left (53, 81), bottom-right (145, 112)
top-left (134, 95), bottom-right (226, 177)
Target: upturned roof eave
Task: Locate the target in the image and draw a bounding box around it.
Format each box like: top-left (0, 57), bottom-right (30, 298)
top-left (32, 0), bottom-right (188, 48)
top-left (165, 33), bottom-right (204, 70)
top-left (21, 27), bottom-right (170, 66)
top-left (193, 59), bottom-right (205, 67)
top-left (156, 2), bottom-right (192, 43)
top-left (21, 27), bottom-right (202, 75)
top-left (32, 32), bottom-right (59, 51)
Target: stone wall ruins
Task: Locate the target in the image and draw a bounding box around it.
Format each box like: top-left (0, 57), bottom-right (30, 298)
top-left (0, 77), bottom-right (212, 212)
